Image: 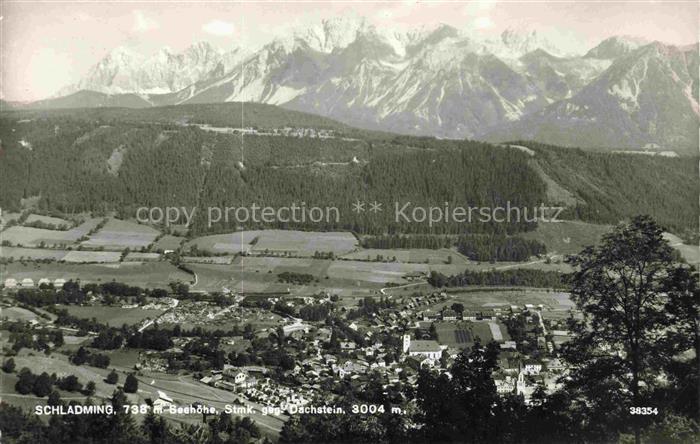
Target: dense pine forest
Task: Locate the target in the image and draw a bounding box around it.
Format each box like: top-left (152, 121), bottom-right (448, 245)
top-left (428, 268), bottom-right (567, 288)
top-left (455, 234), bottom-right (547, 262)
top-left (0, 104), bottom-right (697, 238)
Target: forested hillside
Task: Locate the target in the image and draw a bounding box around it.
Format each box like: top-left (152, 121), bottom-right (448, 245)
top-left (0, 104), bottom-right (696, 237)
top-left (524, 142), bottom-right (698, 238)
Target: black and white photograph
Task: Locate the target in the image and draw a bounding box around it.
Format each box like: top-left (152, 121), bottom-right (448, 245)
top-left (0, 1), bottom-right (698, 443)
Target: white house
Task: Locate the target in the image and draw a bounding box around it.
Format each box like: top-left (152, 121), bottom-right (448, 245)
top-left (20, 278), bottom-right (34, 288)
top-left (223, 367), bottom-right (247, 384)
top-left (333, 360), bottom-right (368, 378)
top-left (153, 390), bottom-right (174, 411)
top-left (4, 278), bottom-right (18, 288)
top-left (494, 376), bottom-right (515, 394)
top-left (282, 322), bottom-right (310, 337)
top-left (523, 361), bottom-right (542, 376)
top-left (544, 358), bottom-right (566, 372)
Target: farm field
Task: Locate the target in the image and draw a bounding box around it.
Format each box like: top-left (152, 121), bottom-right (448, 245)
top-left (249, 230), bottom-right (358, 256)
top-left (187, 229), bottom-right (358, 257)
top-left (434, 321), bottom-right (510, 349)
top-left (0, 211), bottom-right (21, 226)
top-left (104, 348), bottom-right (141, 368)
top-left (8, 352), bottom-right (118, 401)
top-left (341, 248), bottom-right (468, 264)
top-left (185, 231), bottom-right (262, 254)
top-left (0, 351), bottom-right (282, 439)
top-left (521, 220), bottom-right (610, 255)
top-left (522, 221), bottom-right (696, 264)
top-left (189, 262), bottom-right (306, 294)
top-left (328, 260), bottom-right (483, 283)
top-left (124, 252), bottom-right (162, 262)
top-left (61, 335), bottom-right (92, 348)
top-left (24, 214), bottom-right (72, 227)
top-left (1, 218), bottom-right (102, 247)
top-left (63, 250), bottom-right (122, 263)
top-left (190, 254), bottom-right (570, 294)
top-left (0, 306), bottom-right (40, 322)
top-left (0, 246), bottom-right (70, 260)
top-left (235, 256), bottom-right (421, 287)
top-left (1, 262), bottom-right (192, 289)
top-left (80, 218), bottom-right (160, 250)
top-left (182, 256), bottom-right (234, 265)
top-left (431, 289), bottom-right (574, 317)
top-left (0, 345), bottom-right (284, 436)
top-left (152, 234), bottom-right (184, 252)
top-left (190, 257), bottom-right (384, 296)
top-left (55, 304), bottom-right (165, 327)
top-left (328, 260), bottom-right (430, 284)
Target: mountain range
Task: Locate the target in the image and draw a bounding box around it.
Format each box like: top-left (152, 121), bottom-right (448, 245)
top-left (11, 17), bottom-right (700, 154)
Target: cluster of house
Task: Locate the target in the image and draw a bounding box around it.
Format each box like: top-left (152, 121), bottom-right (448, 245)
top-left (193, 124), bottom-right (337, 140)
top-left (86, 285), bottom-right (578, 419)
top-left (201, 365), bottom-right (260, 391)
top-left (58, 282), bottom-right (575, 414)
top-left (156, 300), bottom-right (279, 328)
top-left (3, 277), bottom-right (68, 289)
top-left (140, 297), bottom-right (179, 311)
top-left (270, 127), bottom-right (336, 139)
top-left (200, 365), bottom-right (314, 412)
top-left (493, 357), bottom-right (567, 404)
top-left (343, 293), bottom-right (575, 402)
top-left (136, 351), bottom-right (169, 372)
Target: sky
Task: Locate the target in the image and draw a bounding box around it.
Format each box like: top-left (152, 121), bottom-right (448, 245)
top-left (1, 1), bottom-right (698, 101)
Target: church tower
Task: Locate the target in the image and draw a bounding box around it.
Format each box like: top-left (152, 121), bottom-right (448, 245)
top-left (403, 334), bottom-right (411, 354)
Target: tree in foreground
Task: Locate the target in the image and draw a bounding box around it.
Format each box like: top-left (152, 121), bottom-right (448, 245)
top-left (32, 372), bottom-right (53, 397)
top-left (124, 373), bottom-right (139, 393)
top-left (84, 381), bottom-right (96, 396)
top-left (106, 369), bottom-right (119, 384)
top-left (564, 215), bottom-right (698, 443)
top-left (415, 342), bottom-right (510, 443)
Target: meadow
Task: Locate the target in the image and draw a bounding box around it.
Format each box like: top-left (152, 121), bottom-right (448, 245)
top-left (80, 218), bottom-right (160, 250)
top-left (434, 321), bottom-right (510, 349)
top-left (341, 248), bottom-right (468, 264)
top-left (1, 262), bottom-right (192, 289)
top-left (520, 220), bottom-right (611, 255)
top-left (249, 230), bottom-right (358, 256)
top-left (187, 230), bottom-right (358, 257)
top-left (0, 306), bottom-right (40, 322)
top-left (187, 253), bottom-right (573, 295)
top-left (431, 289), bottom-right (575, 317)
top-left (62, 251), bottom-right (122, 263)
top-left (184, 231), bottom-right (261, 254)
top-left (24, 214), bottom-right (72, 227)
top-left (55, 304), bottom-right (165, 327)
top-left (0, 246), bottom-right (70, 260)
top-left (1, 218), bottom-right (102, 247)
top-left (152, 234), bottom-right (184, 252)
top-left (124, 252), bottom-right (162, 262)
